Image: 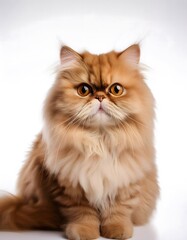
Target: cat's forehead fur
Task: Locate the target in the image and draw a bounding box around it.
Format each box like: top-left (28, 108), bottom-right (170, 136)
top-left (58, 45), bottom-right (141, 88)
top-left (81, 51), bottom-right (117, 88)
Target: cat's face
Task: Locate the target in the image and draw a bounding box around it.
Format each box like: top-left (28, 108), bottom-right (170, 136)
top-left (45, 45), bottom-right (153, 130)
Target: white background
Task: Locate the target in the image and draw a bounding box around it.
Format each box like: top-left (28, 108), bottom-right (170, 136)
top-left (0, 0), bottom-right (187, 239)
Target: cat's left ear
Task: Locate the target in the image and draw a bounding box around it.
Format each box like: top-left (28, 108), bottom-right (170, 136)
top-left (118, 44), bottom-right (140, 65)
top-left (60, 46), bottom-right (82, 68)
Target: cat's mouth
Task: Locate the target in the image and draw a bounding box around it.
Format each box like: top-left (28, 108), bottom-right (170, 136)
top-left (87, 100), bottom-right (117, 126)
top-left (97, 104), bottom-right (107, 113)
top-left (95, 104), bottom-right (111, 118)
top-left (98, 105), bottom-right (105, 112)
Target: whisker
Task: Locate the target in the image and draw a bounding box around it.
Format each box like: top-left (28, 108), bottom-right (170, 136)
top-left (126, 115), bottom-right (146, 128)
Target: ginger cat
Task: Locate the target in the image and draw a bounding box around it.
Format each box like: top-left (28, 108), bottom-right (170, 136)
top-left (0, 44), bottom-right (159, 239)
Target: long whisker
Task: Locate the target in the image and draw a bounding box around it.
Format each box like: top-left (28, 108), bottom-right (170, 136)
top-left (105, 105), bottom-right (124, 121)
top-left (50, 103), bottom-right (91, 133)
top-left (126, 115), bottom-right (146, 128)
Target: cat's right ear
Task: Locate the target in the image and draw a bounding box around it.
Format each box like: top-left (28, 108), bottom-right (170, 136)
top-left (60, 46), bottom-right (82, 69)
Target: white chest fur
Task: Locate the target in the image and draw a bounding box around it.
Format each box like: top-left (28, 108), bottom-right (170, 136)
top-left (52, 133), bottom-right (148, 209)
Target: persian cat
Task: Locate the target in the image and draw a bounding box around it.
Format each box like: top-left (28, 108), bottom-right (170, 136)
top-left (0, 44), bottom-right (159, 239)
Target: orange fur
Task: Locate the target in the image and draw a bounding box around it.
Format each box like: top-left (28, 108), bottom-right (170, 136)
top-left (0, 44), bottom-right (159, 239)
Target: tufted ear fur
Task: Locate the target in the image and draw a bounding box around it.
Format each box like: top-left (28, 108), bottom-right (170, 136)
top-left (60, 46), bottom-right (82, 69)
top-left (118, 44), bottom-right (140, 65)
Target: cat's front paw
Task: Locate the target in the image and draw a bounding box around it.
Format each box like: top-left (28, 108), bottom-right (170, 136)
top-left (100, 220), bottom-right (133, 239)
top-left (65, 223), bottom-right (100, 240)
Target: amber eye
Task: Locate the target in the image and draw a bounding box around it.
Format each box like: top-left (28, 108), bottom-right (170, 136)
top-left (77, 84), bottom-right (92, 97)
top-left (109, 83), bottom-right (124, 96)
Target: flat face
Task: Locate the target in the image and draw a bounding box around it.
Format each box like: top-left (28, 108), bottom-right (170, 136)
top-left (45, 46), bottom-right (153, 130)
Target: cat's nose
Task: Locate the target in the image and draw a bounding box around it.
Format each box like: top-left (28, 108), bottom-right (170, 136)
top-left (95, 94), bottom-right (105, 102)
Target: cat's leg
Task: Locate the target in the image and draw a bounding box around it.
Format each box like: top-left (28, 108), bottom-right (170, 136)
top-left (56, 192), bottom-right (100, 240)
top-left (64, 206), bottom-right (100, 240)
top-left (131, 171), bottom-right (159, 225)
top-left (51, 179), bottom-right (100, 240)
top-left (100, 202), bottom-right (134, 240)
top-left (100, 171), bottom-right (159, 239)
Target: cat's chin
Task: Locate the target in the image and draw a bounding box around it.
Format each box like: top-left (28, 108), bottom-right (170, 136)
top-left (89, 110), bottom-right (115, 127)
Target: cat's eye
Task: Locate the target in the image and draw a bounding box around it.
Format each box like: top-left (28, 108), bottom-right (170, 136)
top-left (77, 84), bottom-right (92, 97)
top-left (109, 83), bottom-right (124, 96)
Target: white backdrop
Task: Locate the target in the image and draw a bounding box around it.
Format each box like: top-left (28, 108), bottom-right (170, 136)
top-left (0, 0), bottom-right (187, 240)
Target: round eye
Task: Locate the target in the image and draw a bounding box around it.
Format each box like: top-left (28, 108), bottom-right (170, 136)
top-left (77, 84), bottom-right (92, 97)
top-left (109, 83), bottom-right (124, 96)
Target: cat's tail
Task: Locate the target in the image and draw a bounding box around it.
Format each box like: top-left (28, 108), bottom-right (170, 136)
top-left (0, 193), bottom-right (60, 230)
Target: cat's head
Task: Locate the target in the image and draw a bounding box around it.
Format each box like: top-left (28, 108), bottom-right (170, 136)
top-left (44, 45), bottom-right (154, 130)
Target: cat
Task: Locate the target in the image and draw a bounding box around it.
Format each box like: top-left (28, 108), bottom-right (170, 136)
top-left (0, 44), bottom-right (159, 239)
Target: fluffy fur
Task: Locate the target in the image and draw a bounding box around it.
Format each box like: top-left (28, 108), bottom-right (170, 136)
top-left (0, 44), bottom-right (159, 239)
